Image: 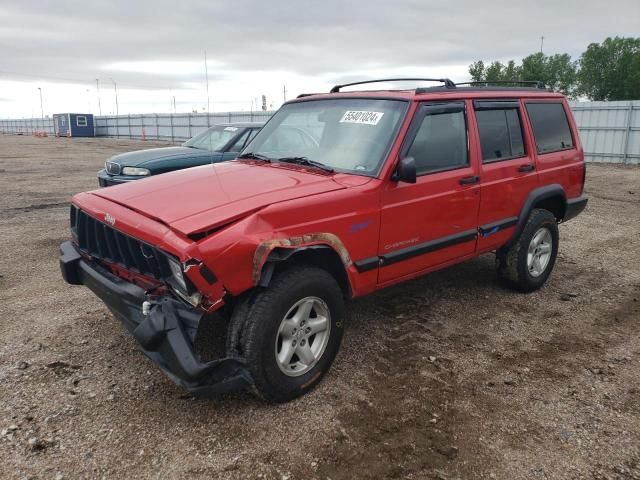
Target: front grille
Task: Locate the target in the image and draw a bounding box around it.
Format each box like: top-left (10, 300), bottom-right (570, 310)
top-left (71, 206), bottom-right (169, 280)
top-left (105, 161), bottom-right (121, 175)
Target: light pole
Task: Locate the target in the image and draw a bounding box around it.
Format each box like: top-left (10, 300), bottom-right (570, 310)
top-left (96, 79), bottom-right (102, 115)
top-left (204, 50), bottom-right (210, 113)
top-left (37, 87), bottom-right (44, 119)
top-left (110, 77), bottom-right (119, 116)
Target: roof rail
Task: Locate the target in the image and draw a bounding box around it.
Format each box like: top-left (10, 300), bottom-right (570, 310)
top-left (455, 80), bottom-right (547, 89)
top-left (296, 93), bottom-right (321, 98)
top-left (329, 77), bottom-right (456, 93)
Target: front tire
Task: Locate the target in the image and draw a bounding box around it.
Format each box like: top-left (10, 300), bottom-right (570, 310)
top-left (232, 265), bottom-right (345, 402)
top-left (496, 208), bottom-right (559, 293)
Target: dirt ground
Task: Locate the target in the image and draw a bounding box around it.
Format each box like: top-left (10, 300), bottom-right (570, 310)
top-left (0, 134), bottom-right (639, 480)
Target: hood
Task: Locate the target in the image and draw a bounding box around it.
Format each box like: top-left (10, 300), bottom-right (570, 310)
top-left (91, 161), bottom-right (347, 236)
top-left (109, 147), bottom-right (212, 167)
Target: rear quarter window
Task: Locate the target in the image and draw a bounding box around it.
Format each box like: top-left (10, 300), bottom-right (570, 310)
top-left (525, 102), bottom-right (574, 154)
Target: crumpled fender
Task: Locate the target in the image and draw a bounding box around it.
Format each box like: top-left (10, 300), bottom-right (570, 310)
top-left (251, 232), bottom-right (352, 285)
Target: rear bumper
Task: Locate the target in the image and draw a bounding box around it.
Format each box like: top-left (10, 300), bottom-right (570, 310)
top-left (59, 240), bottom-right (251, 395)
top-left (564, 194), bottom-right (588, 222)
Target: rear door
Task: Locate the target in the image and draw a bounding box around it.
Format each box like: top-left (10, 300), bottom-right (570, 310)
top-left (472, 100), bottom-right (539, 252)
top-left (378, 101), bottom-right (481, 284)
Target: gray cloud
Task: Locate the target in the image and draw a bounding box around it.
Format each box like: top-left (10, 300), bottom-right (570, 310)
top-left (0, 0), bottom-right (638, 110)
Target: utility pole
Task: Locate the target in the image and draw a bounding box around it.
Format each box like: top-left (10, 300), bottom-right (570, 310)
top-left (540, 36), bottom-right (544, 54)
top-left (204, 50), bottom-right (210, 113)
top-left (173, 96), bottom-right (176, 113)
top-left (110, 78), bottom-right (119, 116)
top-left (96, 79), bottom-right (102, 115)
top-left (37, 87), bottom-right (43, 119)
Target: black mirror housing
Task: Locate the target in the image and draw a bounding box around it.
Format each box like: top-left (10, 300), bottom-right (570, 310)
top-left (393, 156), bottom-right (417, 183)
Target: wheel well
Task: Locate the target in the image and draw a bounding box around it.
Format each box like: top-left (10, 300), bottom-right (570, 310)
top-left (533, 195), bottom-right (566, 220)
top-left (260, 246), bottom-right (352, 299)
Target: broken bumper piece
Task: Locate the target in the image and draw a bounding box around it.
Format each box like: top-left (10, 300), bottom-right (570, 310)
top-left (59, 240), bottom-right (252, 395)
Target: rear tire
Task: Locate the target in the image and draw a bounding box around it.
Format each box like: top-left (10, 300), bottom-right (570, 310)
top-left (496, 208), bottom-right (559, 293)
top-left (230, 264), bottom-right (345, 402)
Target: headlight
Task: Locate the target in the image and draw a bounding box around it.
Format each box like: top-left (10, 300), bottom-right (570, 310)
top-left (121, 166), bottom-right (150, 176)
top-left (167, 257), bottom-right (188, 292)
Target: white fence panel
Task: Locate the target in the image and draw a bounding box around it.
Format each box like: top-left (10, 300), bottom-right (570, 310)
top-left (2, 104), bottom-right (638, 164)
top-left (569, 101), bottom-right (640, 165)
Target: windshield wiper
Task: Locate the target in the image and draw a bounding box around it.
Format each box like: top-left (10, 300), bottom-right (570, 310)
top-left (237, 152), bottom-right (272, 162)
top-left (276, 156), bottom-right (334, 173)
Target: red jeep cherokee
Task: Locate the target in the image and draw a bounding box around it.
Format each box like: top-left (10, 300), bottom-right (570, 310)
top-left (60, 79), bottom-right (588, 402)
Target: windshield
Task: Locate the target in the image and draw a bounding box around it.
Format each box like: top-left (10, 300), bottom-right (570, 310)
top-left (183, 126), bottom-right (242, 151)
top-left (241, 99), bottom-right (407, 176)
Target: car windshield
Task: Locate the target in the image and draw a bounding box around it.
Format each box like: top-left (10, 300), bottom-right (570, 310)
top-left (241, 99), bottom-right (408, 176)
top-left (183, 126), bottom-right (242, 151)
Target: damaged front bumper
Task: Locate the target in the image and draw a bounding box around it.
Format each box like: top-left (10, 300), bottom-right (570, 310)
top-left (59, 240), bottom-right (251, 395)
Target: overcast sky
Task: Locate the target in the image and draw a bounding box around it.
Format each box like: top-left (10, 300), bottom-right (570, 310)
top-left (1, 0), bottom-right (638, 118)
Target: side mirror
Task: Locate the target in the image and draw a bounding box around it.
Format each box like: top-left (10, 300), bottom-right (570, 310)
top-left (393, 156), bottom-right (416, 184)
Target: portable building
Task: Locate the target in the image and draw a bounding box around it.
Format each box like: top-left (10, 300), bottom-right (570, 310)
top-left (53, 113), bottom-right (95, 137)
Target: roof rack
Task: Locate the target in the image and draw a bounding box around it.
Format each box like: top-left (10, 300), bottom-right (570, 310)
top-left (329, 77), bottom-right (456, 93)
top-left (455, 80), bottom-right (547, 89)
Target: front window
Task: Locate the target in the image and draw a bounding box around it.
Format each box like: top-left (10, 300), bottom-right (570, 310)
top-left (242, 99), bottom-right (407, 176)
top-left (183, 126), bottom-right (243, 151)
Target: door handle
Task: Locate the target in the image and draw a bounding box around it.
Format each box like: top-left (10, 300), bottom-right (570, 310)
top-left (459, 175), bottom-right (480, 186)
top-left (517, 164), bottom-right (535, 173)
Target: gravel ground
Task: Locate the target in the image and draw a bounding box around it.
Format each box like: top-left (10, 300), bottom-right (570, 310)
top-left (0, 134), bottom-right (639, 480)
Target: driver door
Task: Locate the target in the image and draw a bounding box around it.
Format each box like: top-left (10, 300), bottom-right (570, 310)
top-left (378, 101), bottom-right (481, 284)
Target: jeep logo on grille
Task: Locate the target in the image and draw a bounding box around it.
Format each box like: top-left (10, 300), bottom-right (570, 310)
top-left (104, 213), bottom-right (116, 226)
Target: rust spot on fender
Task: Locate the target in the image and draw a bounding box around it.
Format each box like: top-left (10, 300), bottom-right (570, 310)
top-left (252, 233), bottom-right (352, 285)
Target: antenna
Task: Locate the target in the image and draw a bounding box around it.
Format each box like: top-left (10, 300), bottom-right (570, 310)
top-left (283, 84), bottom-right (287, 103)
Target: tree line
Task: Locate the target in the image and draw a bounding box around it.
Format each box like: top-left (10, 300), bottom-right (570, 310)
top-left (468, 37), bottom-right (640, 100)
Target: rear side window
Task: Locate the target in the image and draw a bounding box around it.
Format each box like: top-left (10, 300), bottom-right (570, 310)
top-left (525, 103), bottom-right (574, 154)
top-left (475, 106), bottom-right (525, 163)
top-left (406, 104), bottom-right (468, 175)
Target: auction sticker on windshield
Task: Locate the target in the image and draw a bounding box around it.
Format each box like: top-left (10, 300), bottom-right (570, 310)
top-left (340, 111), bottom-right (384, 125)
